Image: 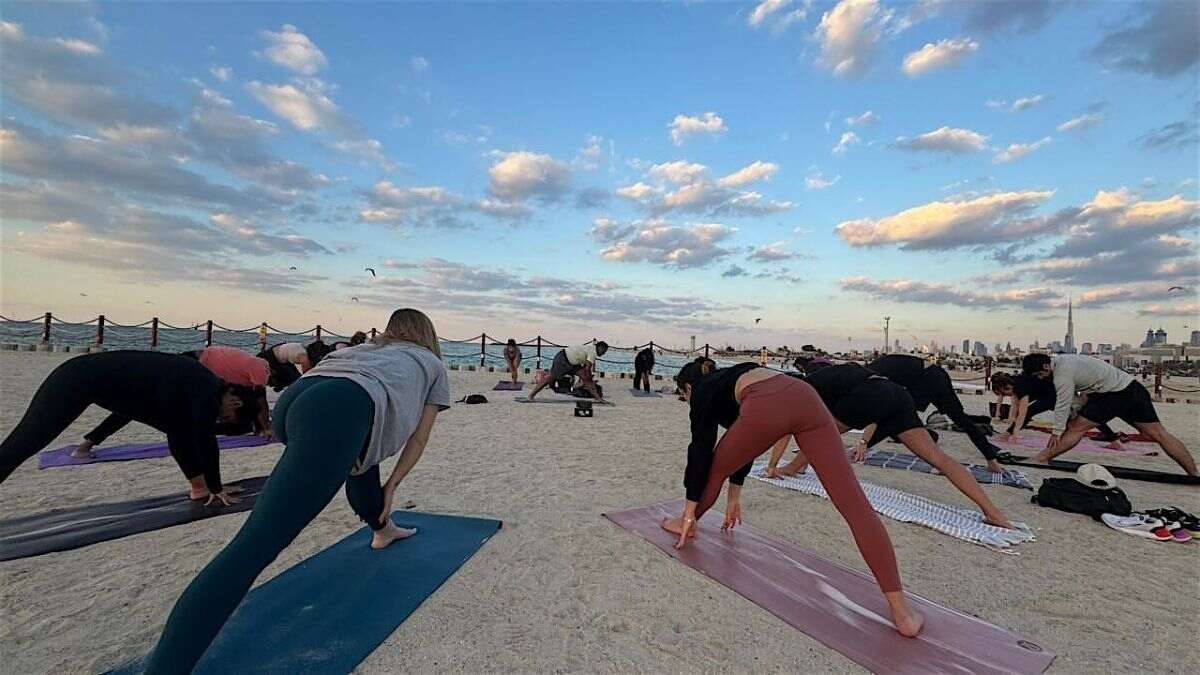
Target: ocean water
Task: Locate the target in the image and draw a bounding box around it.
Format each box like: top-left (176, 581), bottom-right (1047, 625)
top-left (0, 320), bottom-right (746, 376)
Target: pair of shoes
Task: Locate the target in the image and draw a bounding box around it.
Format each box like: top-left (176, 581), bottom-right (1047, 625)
top-left (1144, 508), bottom-right (1200, 541)
top-left (1100, 513), bottom-right (1173, 541)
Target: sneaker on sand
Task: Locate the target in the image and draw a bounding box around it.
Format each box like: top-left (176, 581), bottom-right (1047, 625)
top-left (1101, 513), bottom-right (1171, 541)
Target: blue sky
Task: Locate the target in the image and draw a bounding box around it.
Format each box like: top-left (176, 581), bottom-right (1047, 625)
top-left (1, 1), bottom-right (1197, 349)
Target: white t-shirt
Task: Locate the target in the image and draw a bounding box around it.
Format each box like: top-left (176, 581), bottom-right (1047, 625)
top-left (564, 344), bottom-right (598, 366)
top-left (302, 342), bottom-right (451, 474)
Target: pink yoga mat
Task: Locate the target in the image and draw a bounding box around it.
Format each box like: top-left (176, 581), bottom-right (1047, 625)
top-left (995, 434), bottom-right (1157, 456)
top-left (604, 500), bottom-right (1054, 675)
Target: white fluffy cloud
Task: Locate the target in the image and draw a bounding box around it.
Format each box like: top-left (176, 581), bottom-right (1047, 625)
top-left (902, 38), bottom-right (979, 76)
top-left (747, 241), bottom-right (798, 262)
top-left (649, 160), bottom-right (708, 185)
top-left (832, 131), bottom-right (860, 155)
top-left (841, 276), bottom-right (1060, 310)
top-left (845, 110), bottom-right (880, 127)
top-left (993, 137), bottom-right (1051, 164)
top-left (615, 182), bottom-right (661, 201)
top-left (894, 126), bottom-right (988, 153)
top-left (245, 80), bottom-right (342, 132)
top-left (816, 0), bottom-right (892, 78)
top-left (716, 161), bottom-right (778, 188)
top-left (1057, 112), bottom-right (1104, 133)
top-left (597, 220), bottom-right (737, 268)
top-left (805, 168), bottom-right (840, 189)
top-left (210, 65), bottom-right (232, 82)
top-left (835, 190), bottom-right (1056, 249)
top-left (487, 151), bottom-right (572, 202)
top-left (748, 0), bottom-right (808, 31)
top-left (258, 25), bottom-right (327, 75)
top-left (668, 112), bottom-right (727, 145)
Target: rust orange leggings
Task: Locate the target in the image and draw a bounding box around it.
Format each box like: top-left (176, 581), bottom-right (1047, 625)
top-left (696, 375), bottom-right (903, 593)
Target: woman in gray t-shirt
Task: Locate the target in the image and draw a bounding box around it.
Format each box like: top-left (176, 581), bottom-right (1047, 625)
top-left (145, 309), bottom-right (451, 673)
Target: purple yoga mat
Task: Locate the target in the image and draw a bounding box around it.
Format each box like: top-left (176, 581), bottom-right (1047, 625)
top-left (605, 500), bottom-right (1054, 675)
top-left (493, 381), bottom-right (525, 391)
top-left (38, 435), bottom-right (272, 470)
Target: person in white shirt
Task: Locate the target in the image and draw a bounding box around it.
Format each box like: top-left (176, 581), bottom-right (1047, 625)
top-left (527, 341), bottom-right (608, 401)
top-left (1022, 353), bottom-right (1197, 477)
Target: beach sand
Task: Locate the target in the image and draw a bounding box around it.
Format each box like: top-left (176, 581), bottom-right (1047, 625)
top-left (1, 351), bottom-right (1198, 673)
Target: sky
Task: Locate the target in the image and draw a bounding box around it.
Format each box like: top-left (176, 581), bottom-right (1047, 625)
top-left (0, 0), bottom-right (1197, 350)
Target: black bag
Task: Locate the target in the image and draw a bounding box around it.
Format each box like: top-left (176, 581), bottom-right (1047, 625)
top-left (571, 384), bottom-right (603, 399)
top-left (456, 394), bottom-right (488, 405)
top-left (551, 376), bottom-right (574, 393)
top-left (1031, 478), bottom-right (1132, 520)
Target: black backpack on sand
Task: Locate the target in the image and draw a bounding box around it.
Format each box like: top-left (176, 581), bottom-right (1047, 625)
top-left (456, 394), bottom-right (488, 404)
top-left (1031, 478), bottom-right (1132, 521)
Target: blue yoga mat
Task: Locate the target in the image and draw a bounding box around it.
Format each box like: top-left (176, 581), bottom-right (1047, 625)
top-left (111, 511), bottom-right (502, 674)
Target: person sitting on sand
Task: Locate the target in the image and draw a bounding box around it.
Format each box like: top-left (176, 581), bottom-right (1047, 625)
top-left (0, 351), bottom-right (244, 505)
top-left (503, 339), bottom-right (522, 384)
top-left (766, 363), bottom-right (1013, 528)
top-left (866, 354), bottom-right (1005, 467)
top-left (633, 346), bottom-right (655, 393)
top-left (142, 308), bottom-right (451, 673)
top-left (527, 341), bottom-right (608, 402)
top-left (990, 373), bottom-right (1122, 448)
top-left (661, 360), bottom-right (924, 638)
top-left (1021, 354), bottom-right (1197, 477)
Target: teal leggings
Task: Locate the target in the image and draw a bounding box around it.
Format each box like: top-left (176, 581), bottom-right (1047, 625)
top-left (144, 377), bottom-right (379, 674)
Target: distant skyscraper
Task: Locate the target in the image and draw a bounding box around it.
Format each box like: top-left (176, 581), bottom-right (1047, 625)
top-left (1049, 340), bottom-right (1063, 353)
top-left (1063, 297), bottom-right (1076, 354)
top-left (1154, 327), bottom-right (1167, 345)
top-left (973, 341), bottom-right (987, 357)
top-left (1082, 342), bottom-right (1093, 355)
top-left (951, 344), bottom-right (957, 354)
top-left (1005, 341), bottom-right (1012, 352)
top-left (1191, 330), bottom-right (1200, 346)
top-left (1141, 329), bottom-right (1155, 348)
top-left (962, 339), bottom-right (970, 354)
top-left (894, 339), bottom-right (901, 352)
top-left (1098, 343), bottom-right (1113, 354)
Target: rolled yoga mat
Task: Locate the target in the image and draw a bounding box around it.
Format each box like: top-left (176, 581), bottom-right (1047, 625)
top-left (605, 500), bottom-right (1055, 675)
top-left (38, 435), bottom-right (271, 469)
top-left (109, 511), bottom-right (502, 675)
top-left (0, 476), bottom-right (269, 562)
top-left (493, 381), bottom-right (525, 391)
top-left (995, 452), bottom-right (1200, 485)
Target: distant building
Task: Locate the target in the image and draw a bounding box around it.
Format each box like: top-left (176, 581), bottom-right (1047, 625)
top-left (1005, 341), bottom-right (1012, 352)
top-left (950, 344), bottom-right (957, 354)
top-left (894, 339), bottom-right (901, 352)
top-left (1063, 298), bottom-right (1076, 353)
top-left (994, 343), bottom-right (1002, 355)
top-left (1141, 327), bottom-right (1168, 347)
top-left (1098, 343), bottom-right (1113, 354)
top-left (962, 339), bottom-right (970, 354)
top-left (1081, 342), bottom-right (1093, 355)
top-left (1049, 340), bottom-right (1063, 353)
top-left (973, 341), bottom-right (987, 357)
top-left (1190, 330), bottom-right (1200, 346)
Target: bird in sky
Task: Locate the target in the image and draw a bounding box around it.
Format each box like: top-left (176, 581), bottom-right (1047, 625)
top-left (351, 297), bottom-right (360, 302)
top-left (289, 266), bottom-right (298, 271)
top-left (79, 293), bottom-right (87, 297)
top-left (1167, 286), bottom-right (1187, 292)
top-left (365, 267), bottom-right (376, 277)
top-left (754, 318), bottom-right (762, 324)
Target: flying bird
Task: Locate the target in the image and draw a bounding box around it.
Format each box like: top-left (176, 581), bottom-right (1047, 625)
top-left (1168, 286), bottom-right (1188, 292)
top-left (289, 266), bottom-right (298, 271)
top-left (79, 293), bottom-right (87, 297)
top-left (365, 267), bottom-right (376, 277)
top-left (351, 297), bottom-right (360, 302)
top-left (754, 318), bottom-right (762, 324)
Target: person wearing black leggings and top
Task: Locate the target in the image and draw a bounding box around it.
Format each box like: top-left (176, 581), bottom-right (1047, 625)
top-left (633, 347), bottom-right (655, 392)
top-left (661, 361), bottom-right (924, 638)
top-left (0, 351), bottom-right (244, 504)
top-left (143, 309), bottom-right (451, 674)
top-left (767, 363), bottom-right (1013, 529)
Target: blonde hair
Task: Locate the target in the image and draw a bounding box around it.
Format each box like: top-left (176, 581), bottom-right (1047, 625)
top-left (373, 308), bottom-right (442, 357)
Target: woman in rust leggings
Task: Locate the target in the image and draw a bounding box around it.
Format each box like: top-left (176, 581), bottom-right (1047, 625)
top-left (661, 361), bottom-right (923, 637)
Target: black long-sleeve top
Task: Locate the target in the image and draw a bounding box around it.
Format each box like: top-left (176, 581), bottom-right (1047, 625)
top-left (635, 347), bottom-right (655, 370)
top-left (683, 362), bottom-right (760, 501)
top-left (866, 354), bottom-right (999, 460)
top-left (73, 351), bottom-right (228, 491)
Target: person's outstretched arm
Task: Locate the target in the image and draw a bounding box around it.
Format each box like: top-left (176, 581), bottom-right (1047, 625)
top-left (379, 404), bottom-right (440, 520)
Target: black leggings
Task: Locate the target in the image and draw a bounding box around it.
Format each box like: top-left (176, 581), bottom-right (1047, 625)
top-left (143, 376), bottom-right (382, 674)
top-left (1011, 397), bottom-right (1119, 439)
top-left (633, 366), bottom-right (652, 392)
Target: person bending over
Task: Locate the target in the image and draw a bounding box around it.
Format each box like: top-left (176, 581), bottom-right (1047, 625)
top-left (0, 351), bottom-right (244, 504)
top-left (1022, 354), bottom-right (1197, 476)
top-left (143, 308), bottom-right (451, 674)
top-left (633, 346), bottom-right (655, 392)
top-left (258, 341), bottom-right (331, 391)
top-left (503, 339), bottom-right (522, 384)
top-left (527, 341), bottom-right (608, 401)
top-left (867, 354), bottom-right (1004, 468)
top-left (766, 364), bottom-right (1013, 528)
top-left (661, 361), bottom-right (923, 638)
top-left (990, 373), bottom-right (1121, 447)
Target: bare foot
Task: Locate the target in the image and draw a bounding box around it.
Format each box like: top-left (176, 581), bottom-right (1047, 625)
top-left (189, 488), bottom-right (210, 500)
top-left (1027, 453), bottom-right (1050, 465)
top-left (371, 522), bottom-right (417, 549)
top-left (893, 608), bottom-right (925, 638)
top-left (70, 441), bottom-right (95, 459)
top-left (660, 516), bottom-right (698, 539)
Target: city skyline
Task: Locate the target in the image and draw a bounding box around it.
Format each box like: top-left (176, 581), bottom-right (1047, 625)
top-left (1, 1), bottom-right (1197, 349)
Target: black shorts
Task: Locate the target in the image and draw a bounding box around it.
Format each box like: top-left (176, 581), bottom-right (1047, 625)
top-left (258, 346), bottom-right (301, 391)
top-left (1078, 381), bottom-right (1159, 426)
top-left (831, 378), bottom-right (924, 438)
top-left (548, 350), bottom-right (582, 382)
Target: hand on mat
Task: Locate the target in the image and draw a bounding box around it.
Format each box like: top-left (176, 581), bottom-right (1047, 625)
top-left (259, 427), bottom-right (275, 441)
top-left (722, 502), bottom-right (742, 531)
top-left (1044, 434), bottom-right (1061, 454)
top-left (850, 441), bottom-right (868, 463)
top-left (986, 459), bottom-right (1004, 474)
top-left (764, 466), bottom-right (781, 479)
top-left (205, 491), bottom-right (240, 507)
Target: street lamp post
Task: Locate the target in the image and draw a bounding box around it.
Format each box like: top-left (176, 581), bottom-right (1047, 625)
top-left (884, 316), bottom-right (891, 354)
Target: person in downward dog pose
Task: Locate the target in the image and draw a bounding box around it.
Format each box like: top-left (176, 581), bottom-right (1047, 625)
top-left (766, 363), bottom-right (1013, 529)
top-left (143, 309), bottom-right (451, 673)
top-left (526, 341), bottom-right (608, 402)
top-left (990, 373), bottom-right (1122, 447)
top-left (661, 361), bottom-right (924, 638)
top-left (0, 351), bottom-right (244, 504)
top-left (1022, 354), bottom-right (1197, 477)
top-left (503, 339), bottom-right (522, 384)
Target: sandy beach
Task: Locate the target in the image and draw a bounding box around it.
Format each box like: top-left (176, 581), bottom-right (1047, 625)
top-left (1, 351), bottom-right (1198, 674)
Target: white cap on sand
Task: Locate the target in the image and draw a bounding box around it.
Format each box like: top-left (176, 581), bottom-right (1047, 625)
top-left (1076, 463), bottom-right (1117, 490)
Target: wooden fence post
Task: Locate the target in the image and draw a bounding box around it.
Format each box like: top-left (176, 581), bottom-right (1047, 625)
top-left (370, 327), bottom-right (377, 340)
top-left (984, 356), bottom-right (993, 389)
top-left (315, 325), bottom-right (322, 341)
top-left (151, 318), bottom-right (159, 348)
top-left (205, 320), bottom-right (213, 347)
top-left (42, 312), bottom-right (51, 344)
top-left (1154, 363), bottom-right (1163, 399)
top-left (704, 343), bottom-right (710, 359)
top-left (96, 315), bottom-right (105, 345)
top-left (536, 335), bottom-right (543, 368)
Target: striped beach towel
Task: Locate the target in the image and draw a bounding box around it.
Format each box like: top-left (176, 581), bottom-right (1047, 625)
top-left (863, 450), bottom-right (1034, 490)
top-left (750, 463), bottom-right (1036, 552)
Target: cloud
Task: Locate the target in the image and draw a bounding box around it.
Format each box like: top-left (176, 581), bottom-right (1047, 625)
top-left (616, 182), bottom-right (661, 201)
top-left (1090, 2), bottom-right (1199, 78)
top-left (805, 168), bottom-right (840, 189)
top-left (245, 80), bottom-right (347, 133)
top-left (574, 187), bottom-right (611, 209)
top-left (815, 0), bottom-right (893, 78)
top-left (747, 241), bottom-right (797, 262)
top-left (1138, 118), bottom-right (1199, 151)
top-left (1057, 112), bottom-right (1104, 133)
top-left (668, 112), bottom-right (727, 145)
top-left (1049, 189), bottom-right (1200, 259)
top-left (894, 126), bottom-right (988, 154)
top-left (993, 137), bottom-right (1051, 164)
top-left (411, 55), bottom-right (429, 72)
top-left (487, 151), bottom-right (572, 203)
top-left (258, 24), bottom-right (327, 75)
top-left (472, 199), bottom-right (532, 221)
top-left (1137, 303), bottom-right (1199, 317)
top-left (1017, 236), bottom-right (1199, 286)
top-left (964, 0), bottom-right (1057, 32)
top-left (649, 161), bottom-right (709, 185)
top-left (596, 220), bottom-right (737, 268)
top-left (835, 190), bottom-right (1057, 249)
top-left (210, 65), bottom-right (232, 82)
top-left (840, 276), bottom-right (1060, 310)
top-left (589, 217), bottom-right (636, 243)
top-left (832, 131), bottom-right (860, 155)
top-left (329, 138), bottom-right (397, 172)
top-left (902, 38), bottom-right (979, 77)
top-left (722, 264), bottom-right (748, 278)
top-left (574, 134), bottom-right (610, 171)
top-left (845, 110), bottom-right (880, 127)
top-left (749, 0), bottom-right (808, 32)
top-left (988, 94), bottom-right (1047, 112)
top-left (716, 161), bottom-right (778, 188)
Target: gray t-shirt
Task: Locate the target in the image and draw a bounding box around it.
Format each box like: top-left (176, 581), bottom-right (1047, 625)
top-left (301, 341), bottom-right (450, 474)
